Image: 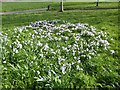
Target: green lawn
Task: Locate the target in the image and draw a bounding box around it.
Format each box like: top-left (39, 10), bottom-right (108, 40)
top-left (52, 2), bottom-right (118, 10)
top-left (1, 2), bottom-right (118, 12)
top-left (1, 2), bottom-right (120, 88)
top-left (1, 2), bottom-right (50, 12)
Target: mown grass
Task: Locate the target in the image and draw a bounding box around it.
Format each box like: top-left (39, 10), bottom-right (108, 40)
top-left (51, 2), bottom-right (118, 11)
top-left (1, 2), bottom-right (50, 12)
top-left (1, 2), bottom-right (118, 12)
top-left (2, 3), bottom-right (120, 88)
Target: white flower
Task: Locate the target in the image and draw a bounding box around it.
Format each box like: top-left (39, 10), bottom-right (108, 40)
top-left (33, 56), bottom-right (36, 60)
top-left (51, 70), bottom-right (56, 75)
top-left (110, 50), bottom-right (115, 54)
top-left (17, 43), bottom-right (22, 49)
top-left (44, 43), bottom-right (49, 50)
top-left (89, 52), bottom-right (95, 56)
top-left (54, 37), bottom-right (58, 40)
top-left (61, 66), bottom-right (66, 74)
top-left (88, 55), bottom-right (92, 59)
top-left (64, 36), bottom-right (69, 40)
top-left (74, 57), bottom-right (77, 60)
top-left (48, 70), bottom-right (51, 77)
top-left (87, 31), bottom-right (94, 36)
top-left (51, 51), bottom-right (56, 55)
top-left (37, 41), bottom-right (43, 46)
top-left (86, 48), bottom-right (89, 51)
top-left (0, 32), bottom-right (2, 36)
top-left (68, 45), bottom-right (71, 48)
top-left (99, 39), bottom-right (109, 46)
top-left (18, 27), bottom-right (23, 33)
top-left (58, 57), bottom-right (65, 64)
top-left (3, 68), bottom-right (7, 71)
top-left (3, 61), bottom-right (6, 64)
top-left (39, 54), bottom-right (44, 58)
top-left (111, 38), bottom-right (114, 41)
top-left (36, 77), bottom-right (45, 82)
top-left (34, 30), bottom-right (38, 34)
top-left (76, 65), bottom-right (80, 70)
top-left (13, 48), bottom-right (18, 53)
top-left (78, 60), bottom-right (81, 63)
top-left (37, 71), bottom-right (40, 75)
top-left (58, 37), bottom-right (61, 41)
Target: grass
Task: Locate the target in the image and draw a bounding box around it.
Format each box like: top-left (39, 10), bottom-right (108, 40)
top-left (1, 2), bottom-right (118, 12)
top-left (2, 9), bottom-right (118, 28)
top-left (52, 2), bottom-right (118, 10)
top-left (1, 2), bottom-right (120, 88)
top-left (1, 2), bottom-right (50, 12)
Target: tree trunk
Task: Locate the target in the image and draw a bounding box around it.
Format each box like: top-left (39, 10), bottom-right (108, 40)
top-left (96, 0), bottom-right (99, 6)
top-left (60, 0), bottom-right (63, 12)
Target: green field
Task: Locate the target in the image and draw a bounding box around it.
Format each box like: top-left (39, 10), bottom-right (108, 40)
top-left (1, 2), bottom-right (118, 12)
top-left (1, 2), bottom-right (49, 12)
top-left (1, 2), bottom-right (120, 89)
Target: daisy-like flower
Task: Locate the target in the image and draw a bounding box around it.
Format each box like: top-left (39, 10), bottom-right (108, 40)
top-left (110, 50), bottom-right (115, 54)
top-left (44, 43), bottom-right (49, 50)
top-left (17, 43), bottom-right (22, 49)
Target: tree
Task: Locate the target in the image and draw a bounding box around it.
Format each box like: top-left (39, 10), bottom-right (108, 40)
top-left (96, 0), bottom-right (99, 6)
top-left (60, 0), bottom-right (63, 12)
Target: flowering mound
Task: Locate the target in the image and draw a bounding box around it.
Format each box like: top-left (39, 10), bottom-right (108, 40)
top-left (1, 20), bottom-right (112, 88)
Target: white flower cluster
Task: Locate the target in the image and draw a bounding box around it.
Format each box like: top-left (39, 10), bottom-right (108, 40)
top-left (1, 20), bottom-right (112, 75)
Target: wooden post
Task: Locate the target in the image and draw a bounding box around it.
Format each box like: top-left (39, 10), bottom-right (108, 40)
top-left (60, 0), bottom-right (63, 12)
